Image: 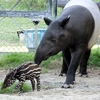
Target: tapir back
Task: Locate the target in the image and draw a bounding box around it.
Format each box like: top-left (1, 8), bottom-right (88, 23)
top-left (64, 0), bottom-right (100, 49)
top-left (15, 62), bottom-right (41, 80)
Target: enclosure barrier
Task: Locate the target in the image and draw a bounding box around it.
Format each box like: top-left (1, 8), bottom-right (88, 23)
top-left (0, 0), bottom-right (100, 53)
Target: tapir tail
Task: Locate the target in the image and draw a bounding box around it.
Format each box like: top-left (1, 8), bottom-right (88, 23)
top-left (96, 2), bottom-right (100, 9)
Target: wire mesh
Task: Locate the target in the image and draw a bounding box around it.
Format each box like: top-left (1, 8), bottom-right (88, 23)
top-left (0, 0), bottom-right (47, 53)
top-left (0, 0), bottom-right (100, 54)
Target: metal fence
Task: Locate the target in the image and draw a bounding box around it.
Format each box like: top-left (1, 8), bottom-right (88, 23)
top-left (0, 0), bottom-right (52, 53)
top-left (0, 0), bottom-right (100, 54)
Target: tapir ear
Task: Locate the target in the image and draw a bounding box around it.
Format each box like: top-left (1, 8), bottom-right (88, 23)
top-left (9, 68), bottom-right (17, 76)
top-left (44, 17), bottom-right (52, 26)
top-left (9, 68), bottom-right (14, 72)
top-left (13, 69), bottom-right (17, 76)
top-left (60, 15), bottom-right (70, 28)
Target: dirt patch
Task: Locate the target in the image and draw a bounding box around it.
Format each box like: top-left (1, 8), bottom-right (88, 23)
top-left (0, 69), bottom-right (100, 100)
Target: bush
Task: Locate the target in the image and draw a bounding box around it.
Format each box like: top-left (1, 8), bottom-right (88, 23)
top-left (88, 47), bottom-right (100, 67)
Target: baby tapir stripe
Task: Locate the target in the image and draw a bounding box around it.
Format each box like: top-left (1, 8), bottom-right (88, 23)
top-left (1, 62), bottom-right (41, 93)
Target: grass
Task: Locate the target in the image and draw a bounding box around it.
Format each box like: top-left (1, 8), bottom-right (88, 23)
top-left (88, 47), bottom-right (100, 68)
top-left (0, 47), bottom-right (100, 70)
top-left (0, 47), bottom-right (100, 72)
top-left (0, 0), bottom-right (46, 11)
top-left (93, 0), bottom-right (100, 2)
top-left (0, 51), bottom-right (62, 73)
top-left (0, 52), bottom-right (34, 70)
top-left (0, 82), bottom-right (31, 94)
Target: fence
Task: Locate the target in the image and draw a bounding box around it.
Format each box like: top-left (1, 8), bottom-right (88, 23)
top-left (0, 0), bottom-right (52, 53)
top-left (0, 0), bottom-right (100, 54)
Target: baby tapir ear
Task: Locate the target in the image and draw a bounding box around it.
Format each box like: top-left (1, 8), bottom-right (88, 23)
top-left (44, 17), bottom-right (52, 26)
top-left (9, 68), bottom-right (14, 72)
top-left (13, 69), bottom-right (17, 75)
top-left (9, 68), bottom-right (17, 76)
top-left (60, 15), bottom-right (70, 28)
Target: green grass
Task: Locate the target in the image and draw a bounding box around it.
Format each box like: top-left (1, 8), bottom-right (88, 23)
top-left (88, 47), bottom-right (100, 68)
top-left (0, 47), bottom-right (100, 72)
top-left (0, 52), bottom-right (62, 73)
top-left (0, 82), bottom-right (31, 94)
top-left (0, 0), bottom-right (46, 11)
top-left (93, 0), bottom-right (100, 2)
top-left (0, 47), bottom-right (100, 70)
top-left (0, 52), bottom-right (34, 69)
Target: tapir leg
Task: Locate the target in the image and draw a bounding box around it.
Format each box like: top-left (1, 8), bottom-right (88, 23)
top-left (79, 49), bottom-right (91, 76)
top-left (62, 44), bottom-right (86, 88)
top-left (60, 47), bottom-right (71, 76)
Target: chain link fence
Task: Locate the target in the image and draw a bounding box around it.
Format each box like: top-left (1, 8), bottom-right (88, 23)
top-left (0, 0), bottom-right (50, 53)
top-left (0, 0), bottom-right (100, 54)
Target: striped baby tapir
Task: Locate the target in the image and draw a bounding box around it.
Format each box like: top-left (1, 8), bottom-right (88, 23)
top-left (1, 62), bottom-right (41, 93)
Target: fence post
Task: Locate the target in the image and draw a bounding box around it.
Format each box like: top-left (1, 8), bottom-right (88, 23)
top-left (54, 0), bottom-right (57, 19)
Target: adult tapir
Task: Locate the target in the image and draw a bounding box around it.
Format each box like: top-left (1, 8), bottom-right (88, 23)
top-left (34, 0), bottom-right (100, 88)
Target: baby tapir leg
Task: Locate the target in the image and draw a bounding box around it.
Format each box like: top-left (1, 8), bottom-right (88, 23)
top-left (13, 76), bottom-right (25, 93)
top-left (30, 78), bottom-right (35, 91)
top-left (36, 76), bottom-right (40, 91)
top-left (13, 81), bottom-right (25, 93)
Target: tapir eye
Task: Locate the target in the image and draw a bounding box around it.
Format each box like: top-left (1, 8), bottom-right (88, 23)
top-left (52, 39), bottom-right (57, 44)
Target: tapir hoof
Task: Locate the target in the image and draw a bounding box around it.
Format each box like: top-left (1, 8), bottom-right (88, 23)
top-left (78, 73), bottom-right (88, 77)
top-left (59, 73), bottom-right (66, 76)
top-left (61, 83), bottom-right (74, 88)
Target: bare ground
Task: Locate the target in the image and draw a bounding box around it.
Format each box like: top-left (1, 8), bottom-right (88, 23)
top-left (0, 68), bottom-right (100, 100)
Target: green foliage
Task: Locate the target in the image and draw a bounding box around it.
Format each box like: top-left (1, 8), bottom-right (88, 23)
top-left (0, 0), bottom-right (46, 11)
top-left (0, 52), bottom-right (34, 70)
top-left (41, 52), bottom-right (62, 73)
top-left (0, 82), bottom-right (31, 94)
top-left (0, 47), bottom-right (100, 73)
top-left (22, 83), bottom-right (32, 92)
top-left (93, 0), bottom-right (100, 2)
top-left (0, 52), bottom-right (62, 73)
top-left (88, 47), bottom-right (100, 67)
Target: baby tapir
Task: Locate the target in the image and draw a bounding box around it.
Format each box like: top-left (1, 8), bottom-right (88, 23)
top-left (1, 62), bottom-right (41, 93)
